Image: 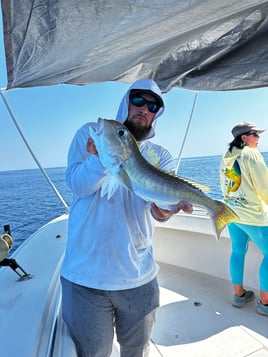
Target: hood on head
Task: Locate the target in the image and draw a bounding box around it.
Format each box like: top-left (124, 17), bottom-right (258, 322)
top-left (115, 79), bottom-right (165, 139)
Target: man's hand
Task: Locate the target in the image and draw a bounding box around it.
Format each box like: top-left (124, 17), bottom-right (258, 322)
top-left (151, 200), bottom-right (193, 222)
top-left (87, 137), bottom-right (98, 155)
top-left (175, 200), bottom-right (193, 214)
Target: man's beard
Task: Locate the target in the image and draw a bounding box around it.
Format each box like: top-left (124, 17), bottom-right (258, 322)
top-left (124, 120), bottom-right (151, 141)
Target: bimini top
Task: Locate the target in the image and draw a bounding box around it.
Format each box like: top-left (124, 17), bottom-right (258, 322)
top-left (2, 0), bottom-right (268, 91)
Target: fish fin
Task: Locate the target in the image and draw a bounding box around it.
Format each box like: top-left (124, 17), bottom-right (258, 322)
top-left (101, 174), bottom-right (120, 199)
top-left (175, 175), bottom-right (211, 193)
top-left (210, 200), bottom-right (240, 240)
top-left (101, 170), bottom-right (133, 199)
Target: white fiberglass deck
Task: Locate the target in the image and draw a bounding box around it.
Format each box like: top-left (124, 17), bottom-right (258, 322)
top-left (55, 260), bottom-right (268, 357)
top-left (148, 262), bottom-right (268, 357)
top-left (1, 214), bottom-right (267, 356)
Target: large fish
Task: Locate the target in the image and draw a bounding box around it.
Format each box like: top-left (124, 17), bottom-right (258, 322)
top-left (89, 118), bottom-right (239, 239)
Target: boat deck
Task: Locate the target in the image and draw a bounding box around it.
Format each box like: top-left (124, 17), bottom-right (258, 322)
top-left (56, 263), bottom-right (268, 357)
top-left (147, 262), bottom-right (268, 357)
top-left (1, 214), bottom-right (267, 356)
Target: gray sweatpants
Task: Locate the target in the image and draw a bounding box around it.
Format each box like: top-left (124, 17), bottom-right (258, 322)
top-left (61, 277), bottom-right (159, 357)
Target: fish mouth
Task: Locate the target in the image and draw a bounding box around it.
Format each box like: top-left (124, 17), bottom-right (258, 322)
top-left (94, 117), bottom-right (105, 135)
top-left (89, 118), bottom-right (105, 140)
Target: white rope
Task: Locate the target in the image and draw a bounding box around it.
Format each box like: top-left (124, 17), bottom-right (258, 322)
top-left (0, 88), bottom-right (69, 213)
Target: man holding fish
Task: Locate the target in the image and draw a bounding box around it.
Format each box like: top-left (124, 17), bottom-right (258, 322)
top-left (60, 79), bottom-right (194, 357)
top-left (61, 79), bottom-right (238, 356)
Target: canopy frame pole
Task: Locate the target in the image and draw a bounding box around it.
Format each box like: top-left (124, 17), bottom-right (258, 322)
top-left (175, 91), bottom-right (199, 175)
top-left (0, 88), bottom-right (69, 213)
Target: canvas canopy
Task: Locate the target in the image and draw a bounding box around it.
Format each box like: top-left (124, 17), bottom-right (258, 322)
top-left (2, 0), bottom-right (268, 92)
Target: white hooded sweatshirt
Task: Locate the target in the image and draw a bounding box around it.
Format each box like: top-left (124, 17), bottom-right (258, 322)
top-left (61, 80), bottom-right (174, 290)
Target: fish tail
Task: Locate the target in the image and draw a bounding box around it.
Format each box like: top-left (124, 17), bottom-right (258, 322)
top-left (210, 200), bottom-right (240, 240)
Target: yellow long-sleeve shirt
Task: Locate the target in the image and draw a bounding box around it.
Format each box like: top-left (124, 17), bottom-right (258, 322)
top-left (220, 146), bottom-right (268, 225)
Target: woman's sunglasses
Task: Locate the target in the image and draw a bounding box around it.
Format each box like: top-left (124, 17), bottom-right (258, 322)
top-left (130, 95), bottom-right (160, 113)
top-left (244, 131), bottom-right (260, 138)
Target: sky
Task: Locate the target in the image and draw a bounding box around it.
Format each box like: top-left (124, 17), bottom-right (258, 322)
top-left (1, 14), bottom-right (268, 172)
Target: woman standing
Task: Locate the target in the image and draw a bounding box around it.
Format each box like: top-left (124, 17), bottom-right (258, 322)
top-left (220, 121), bottom-right (268, 316)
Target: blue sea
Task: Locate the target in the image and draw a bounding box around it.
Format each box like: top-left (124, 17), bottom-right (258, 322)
top-left (1, 153), bottom-right (268, 253)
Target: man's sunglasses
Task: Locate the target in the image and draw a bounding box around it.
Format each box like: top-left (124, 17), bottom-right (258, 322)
top-left (130, 95), bottom-right (160, 113)
top-left (244, 131), bottom-right (260, 138)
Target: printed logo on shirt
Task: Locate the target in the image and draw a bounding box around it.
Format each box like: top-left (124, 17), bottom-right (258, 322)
top-left (141, 147), bottom-right (160, 168)
top-left (224, 160), bottom-right (241, 195)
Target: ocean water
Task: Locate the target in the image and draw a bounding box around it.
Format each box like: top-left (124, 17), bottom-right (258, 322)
top-left (0, 167), bottom-right (72, 252)
top-left (1, 153), bottom-right (267, 252)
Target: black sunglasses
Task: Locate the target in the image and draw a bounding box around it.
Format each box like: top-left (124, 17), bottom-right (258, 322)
top-left (244, 131), bottom-right (260, 138)
top-left (130, 95), bottom-right (160, 113)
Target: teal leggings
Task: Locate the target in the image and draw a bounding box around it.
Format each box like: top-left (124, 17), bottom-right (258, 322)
top-left (228, 223), bottom-right (268, 291)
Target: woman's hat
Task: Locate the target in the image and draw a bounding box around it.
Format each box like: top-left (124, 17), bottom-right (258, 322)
top-left (231, 121), bottom-right (265, 138)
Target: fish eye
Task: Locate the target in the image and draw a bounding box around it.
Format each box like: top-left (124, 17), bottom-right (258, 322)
top-left (117, 128), bottom-right (127, 137)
